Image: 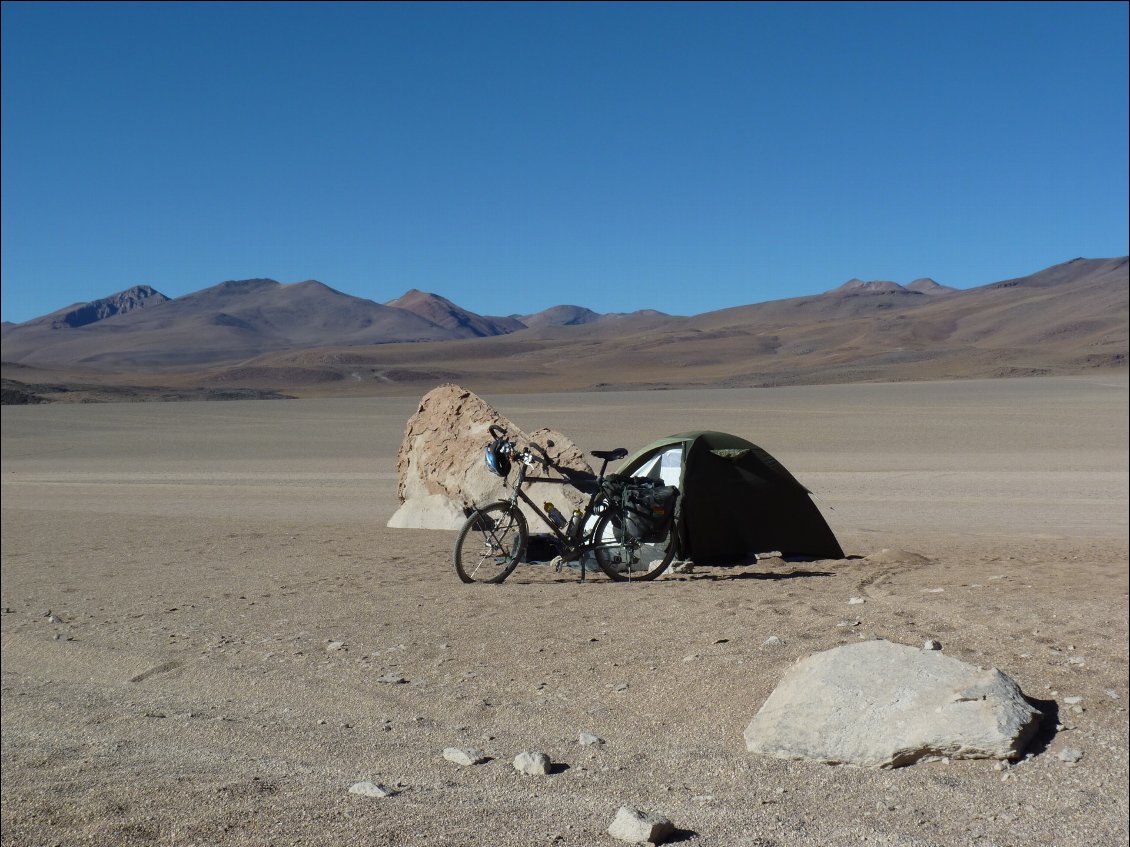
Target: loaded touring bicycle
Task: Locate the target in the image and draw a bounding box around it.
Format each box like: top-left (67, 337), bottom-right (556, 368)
top-left (453, 426), bottom-right (680, 583)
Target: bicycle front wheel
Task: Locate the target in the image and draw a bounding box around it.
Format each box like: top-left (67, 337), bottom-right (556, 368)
top-left (592, 510), bottom-right (676, 582)
top-left (453, 501), bottom-right (528, 584)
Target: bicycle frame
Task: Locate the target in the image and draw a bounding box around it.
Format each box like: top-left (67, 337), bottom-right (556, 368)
top-left (503, 452), bottom-right (621, 580)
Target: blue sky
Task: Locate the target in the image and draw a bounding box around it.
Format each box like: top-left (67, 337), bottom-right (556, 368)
top-left (2, 1), bottom-right (1127, 323)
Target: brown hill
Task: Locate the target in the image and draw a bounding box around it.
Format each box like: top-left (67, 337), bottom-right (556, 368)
top-left (386, 289), bottom-right (526, 337)
top-left (1, 279), bottom-right (459, 369)
top-left (191, 256), bottom-right (1125, 394)
top-left (906, 278), bottom-right (956, 295)
top-left (831, 278), bottom-right (908, 295)
top-left (2, 257), bottom-right (1125, 401)
top-left (516, 305), bottom-right (602, 329)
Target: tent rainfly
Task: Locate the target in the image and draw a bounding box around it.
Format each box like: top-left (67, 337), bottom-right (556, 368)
top-left (617, 431), bottom-right (844, 563)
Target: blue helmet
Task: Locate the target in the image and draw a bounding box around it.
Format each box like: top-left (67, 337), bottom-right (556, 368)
top-left (484, 439), bottom-right (511, 478)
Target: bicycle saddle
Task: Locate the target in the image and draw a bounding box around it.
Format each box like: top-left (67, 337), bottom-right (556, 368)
top-left (591, 448), bottom-right (628, 461)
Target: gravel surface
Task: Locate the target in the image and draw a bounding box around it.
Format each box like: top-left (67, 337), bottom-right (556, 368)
top-left (3, 377), bottom-right (1127, 846)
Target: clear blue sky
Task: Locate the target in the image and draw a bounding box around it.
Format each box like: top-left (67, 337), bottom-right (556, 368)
top-left (2, 1), bottom-right (1127, 323)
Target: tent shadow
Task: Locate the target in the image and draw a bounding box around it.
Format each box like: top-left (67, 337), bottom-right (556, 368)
top-left (682, 568), bottom-right (836, 582)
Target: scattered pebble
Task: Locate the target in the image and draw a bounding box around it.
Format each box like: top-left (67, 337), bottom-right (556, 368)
top-left (579, 732), bottom-right (605, 747)
top-left (837, 620), bottom-right (861, 629)
top-left (1057, 749), bottom-right (1084, 764)
top-left (1063, 696), bottom-right (1083, 705)
top-left (763, 636), bottom-right (785, 647)
top-left (848, 597), bottom-right (865, 605)
top-left (923, 640), bottom-right (942, 651)
top-left (348, 780), bottom-right (396, 798)
top-left (326, 641), bottom-right (346, 652)
top-left (513, 751), bottom-right (551, 776)
top-left (376, 673), bottom-right (407, 684)
top-left (443, 747), bottom-right (487, 766)
top-left (921, 588), bottom-right (945, 594)
top-left (607, 806), bottom-right (675, 844)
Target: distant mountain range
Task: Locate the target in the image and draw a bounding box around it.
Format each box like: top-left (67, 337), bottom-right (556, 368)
top-left (1, 277), bottom-right (668, 369)
top-left (2, 255), bottom-right (1126, 400)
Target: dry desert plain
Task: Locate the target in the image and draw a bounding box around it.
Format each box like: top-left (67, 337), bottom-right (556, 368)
top-left (1, 375), bottom-right (1128, 847)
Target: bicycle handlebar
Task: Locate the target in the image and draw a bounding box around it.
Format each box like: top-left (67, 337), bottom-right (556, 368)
top-left (488, 424), bottom-right (552, 467)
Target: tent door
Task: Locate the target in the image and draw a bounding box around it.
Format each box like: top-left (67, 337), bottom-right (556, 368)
top-left (631, 446), bottom-right (683, 488)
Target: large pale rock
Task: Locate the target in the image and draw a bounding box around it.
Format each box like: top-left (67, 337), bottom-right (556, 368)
top-left (386, 493), bottom-right (466, 529)
top-left (743, 639), bottom-right (1041, 768)
top-left (388, 384), bottom-right (595, 530)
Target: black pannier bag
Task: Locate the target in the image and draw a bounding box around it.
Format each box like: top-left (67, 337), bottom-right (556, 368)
top-left (603, 474), bottom-right (678, 543)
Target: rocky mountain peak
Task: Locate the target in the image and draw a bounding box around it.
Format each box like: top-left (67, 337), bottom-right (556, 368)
top-left (51, 284), bottom-right (169, 328)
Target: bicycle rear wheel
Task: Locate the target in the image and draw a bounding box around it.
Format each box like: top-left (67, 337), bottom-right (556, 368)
top-left (591, 510), bottom-right (676, 582)
top-left (453, 501), bottom-right (528, 584)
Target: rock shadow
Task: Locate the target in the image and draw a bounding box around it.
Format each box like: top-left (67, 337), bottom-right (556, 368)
top-left (664, 828), bottom-right (699, 844)
top-left (1023, 696), bottom-right (1060, 758)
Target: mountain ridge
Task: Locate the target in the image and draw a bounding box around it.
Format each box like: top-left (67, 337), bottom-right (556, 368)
top-left (2, 255), bottom-right (1125, 399)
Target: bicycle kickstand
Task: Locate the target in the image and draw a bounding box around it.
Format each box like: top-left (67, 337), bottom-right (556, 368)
top-left (551, 554), bottom-right (586, 583)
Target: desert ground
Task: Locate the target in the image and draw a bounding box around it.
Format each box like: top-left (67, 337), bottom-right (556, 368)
top-left (2, 375), bottom-right (1127, 846)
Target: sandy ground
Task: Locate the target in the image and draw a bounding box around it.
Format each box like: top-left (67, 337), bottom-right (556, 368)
top-left (2, 376), bottom-right (1127, 847)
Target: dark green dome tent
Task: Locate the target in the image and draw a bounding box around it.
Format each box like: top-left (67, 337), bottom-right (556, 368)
top-left (617, 431), bottom-right (844, 563)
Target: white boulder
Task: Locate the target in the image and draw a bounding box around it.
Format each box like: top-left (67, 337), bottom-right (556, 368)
top-left (743, 639), bottom-right (1041, 768)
